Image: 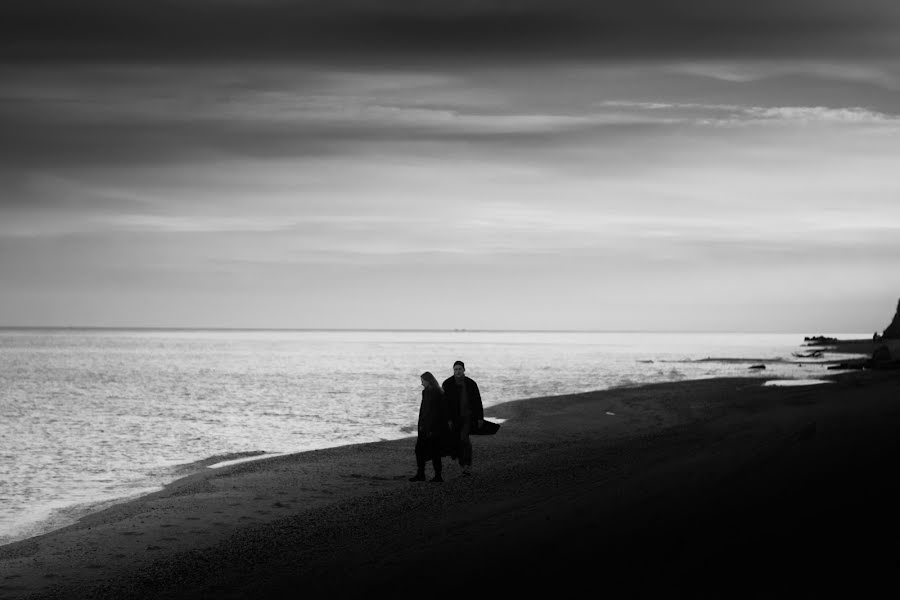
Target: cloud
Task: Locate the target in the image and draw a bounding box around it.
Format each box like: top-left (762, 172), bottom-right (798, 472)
top-left (597, 100), bottom-right (900, 127)
top-left (668, 61), bottom-right (900, 89)
top-left (742, 105), bottom-right (893, 124)
top-left (0, 64), bottom-right (678, 170)
top-left (95, 214), bottom-right (296, 234)
top-left (2, 1), bottom-right (900, 63)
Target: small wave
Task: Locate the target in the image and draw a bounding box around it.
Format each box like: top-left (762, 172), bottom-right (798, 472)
top-left (666, 368), bottom-right (686, 380)
top-left (207, 453), bottom-right (286, 469)
top-left (165, 451), bottom-right (268, 476)
top-left (763, 379), bottom-right (832, 387)
top-left (683, 357), bottom-right (788, 364)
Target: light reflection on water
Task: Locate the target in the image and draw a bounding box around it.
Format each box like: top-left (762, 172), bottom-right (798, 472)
top-left (0, 329), bottom-right (865, 544)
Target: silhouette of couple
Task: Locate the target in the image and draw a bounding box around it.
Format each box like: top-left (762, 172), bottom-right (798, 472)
top-left (410, 360), bottom-right (483, 483)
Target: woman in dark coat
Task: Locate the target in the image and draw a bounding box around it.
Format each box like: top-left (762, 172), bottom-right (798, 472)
top-left (409, 371), bottom-right (449, 483)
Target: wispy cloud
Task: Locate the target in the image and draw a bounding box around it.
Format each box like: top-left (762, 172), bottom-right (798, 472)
top-left (95, 215), bottom-right (296, 234)
top-left (668, 61), bottom-right (900, 89)
top-left (742, 105), bottom-right (893, 123)
top-left (597, 100), bottom-right (900, 127)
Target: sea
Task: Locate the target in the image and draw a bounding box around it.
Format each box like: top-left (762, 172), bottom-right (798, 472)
top-left (0, 328), bottom-right (867, 546)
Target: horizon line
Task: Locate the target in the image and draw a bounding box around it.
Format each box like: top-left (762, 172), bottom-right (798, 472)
top-left (0, 325), bottom-right (868, 336)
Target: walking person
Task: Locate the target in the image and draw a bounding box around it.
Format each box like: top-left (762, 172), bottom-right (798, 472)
top-left (442, 360), bottom-right (483, 476)
top-left (409, 371), bottom-right (449, 483)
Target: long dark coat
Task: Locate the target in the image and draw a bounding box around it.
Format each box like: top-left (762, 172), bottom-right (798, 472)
top-left (440, 375), bottom-right (484, 424)
top-left (417, 386), bottom-right (448, 436)
top-left (417, 386), bottom-right (456, 458)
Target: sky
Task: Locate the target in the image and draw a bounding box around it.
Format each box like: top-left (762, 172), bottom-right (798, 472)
top-left (1, 1), bottom-right (899, 332)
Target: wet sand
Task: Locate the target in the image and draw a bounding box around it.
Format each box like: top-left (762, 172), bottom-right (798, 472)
top-left (3, 368), bottom-right (900, 599)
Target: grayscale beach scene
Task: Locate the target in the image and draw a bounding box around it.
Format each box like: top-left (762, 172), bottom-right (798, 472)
top-left (2, 1), bottom-right (900, 598)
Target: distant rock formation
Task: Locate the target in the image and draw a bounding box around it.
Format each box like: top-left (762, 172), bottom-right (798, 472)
top-left (865, 345), bottom-right (900, 370)
top-left (803, 335), bottom-right (838, 345)
top-left (883, 298), bottom-right (900, 339)
top-left (872, 345), bottom-right (892, 362)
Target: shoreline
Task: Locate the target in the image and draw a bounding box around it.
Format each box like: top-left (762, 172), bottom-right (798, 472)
top-left (0, 338), bottom-right (868, 551)
top-left (0, 451), bottom-right (286, 549)
top-left (2, 364), bottom-right (899, 598)
top-left (0, 337), bottom-right (877, 550)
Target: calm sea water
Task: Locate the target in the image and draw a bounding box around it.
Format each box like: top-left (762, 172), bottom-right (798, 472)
top-left (0, 329), bottom-right (865, 545)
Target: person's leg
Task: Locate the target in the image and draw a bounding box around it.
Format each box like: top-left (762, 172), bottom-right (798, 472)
top-left (410, 436), bottom-right (426, 481)
top-left (458, 417), bottom-right (472, 473)
top-left (429, 438), bottom-right (443, 482)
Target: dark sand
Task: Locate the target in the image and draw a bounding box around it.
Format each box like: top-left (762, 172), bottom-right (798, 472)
top-left (806, 336), bottom-right (899, 360)
top-left (3, 367), bottom-right (900, 599)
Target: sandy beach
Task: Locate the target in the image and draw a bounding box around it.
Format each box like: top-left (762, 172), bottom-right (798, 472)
top-left (2, 361), bottom-right (900, 599)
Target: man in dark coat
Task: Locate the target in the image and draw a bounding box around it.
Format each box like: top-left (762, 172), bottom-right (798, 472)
top-left (441, 360), bottom-right (484, 476)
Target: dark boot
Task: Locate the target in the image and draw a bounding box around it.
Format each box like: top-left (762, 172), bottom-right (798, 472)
top-left (409, 471), bottom-right (425, 482)
top-left (429, 473), bottom-right (443, 483)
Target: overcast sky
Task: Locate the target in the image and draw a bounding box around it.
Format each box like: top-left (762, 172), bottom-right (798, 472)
top-left (2, 1), bottom-right (899, 331)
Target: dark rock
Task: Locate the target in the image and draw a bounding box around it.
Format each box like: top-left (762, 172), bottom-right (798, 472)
top-left (864, 360), bottom-right (900, 370)
top-left (803, 336), bottom-right (838, 345)
top-left (883, 298), bottom-right (900, 339)
top-left (828, 361), bottom-right (865, 370)
top-left (872, 345), bottom-right (892, 362)
top-left (864, 345), bottom-right (900, 370)
top-left (748, 364), bottom-right (766, 370)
